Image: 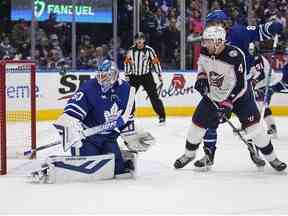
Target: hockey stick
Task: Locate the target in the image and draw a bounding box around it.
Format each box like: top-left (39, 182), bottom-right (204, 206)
top-left (205, 96), bottom-right (266, 166)
top-left (24, 120), bottom-right (117, 156)
top-left (24, 140), bottom-right (61, 156)
top-left (261, 34), bottom-right (279, 120)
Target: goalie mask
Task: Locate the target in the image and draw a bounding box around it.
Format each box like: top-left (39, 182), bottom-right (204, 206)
top-left (96, 60), bottom-right (119, 93)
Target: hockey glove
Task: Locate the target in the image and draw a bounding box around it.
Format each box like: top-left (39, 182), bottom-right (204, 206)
top-left (194, 72), bottom-right (209, 96)
top-left (217, 100), bottom-right (233, 123)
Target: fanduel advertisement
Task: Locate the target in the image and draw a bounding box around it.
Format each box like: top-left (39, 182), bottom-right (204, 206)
top-left (11, 0), bottom-right (112, 23)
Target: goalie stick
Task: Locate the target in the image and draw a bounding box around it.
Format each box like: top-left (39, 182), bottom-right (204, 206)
top-left (24, 120), bottom-right (117, 156)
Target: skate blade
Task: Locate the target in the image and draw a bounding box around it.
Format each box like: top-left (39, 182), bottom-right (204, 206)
top-left (26, 173), bottom-right (42, 184)
top-left (194, 165), bottom-right (212, 172)
top-left (255, 166), bottom-right (265, 172)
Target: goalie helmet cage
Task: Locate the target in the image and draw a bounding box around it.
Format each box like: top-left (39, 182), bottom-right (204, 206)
top-left (0, 60), bottom-right (36, 175)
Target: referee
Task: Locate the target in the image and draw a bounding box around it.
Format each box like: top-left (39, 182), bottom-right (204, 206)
top-left (124, 32), bottom-right (166, 125)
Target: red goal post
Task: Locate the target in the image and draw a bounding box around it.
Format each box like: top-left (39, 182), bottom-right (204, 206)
top-left (0, 60), bottom-right (36, 175)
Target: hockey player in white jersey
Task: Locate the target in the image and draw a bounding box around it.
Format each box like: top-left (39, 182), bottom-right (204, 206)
top-left (173, 26), bottom-right (286, 172)
top-left (249, 43), bottom-right (282, 138)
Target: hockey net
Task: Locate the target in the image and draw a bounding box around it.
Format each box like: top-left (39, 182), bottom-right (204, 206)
top-left (0, 61), bottom-right (36, 175)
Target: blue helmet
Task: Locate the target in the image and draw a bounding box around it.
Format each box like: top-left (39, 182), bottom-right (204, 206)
top-left (206, 10), bottom-right (229, 23)
top-left (96, 59), bottom-right (119, 93)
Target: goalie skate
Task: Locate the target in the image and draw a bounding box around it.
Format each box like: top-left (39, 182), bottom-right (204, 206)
top-left (269, 158), bottom-right (287, 172)
top-left (122, 150), bottom-right (138, 178)
top-left (28, 163), bottom-right (51, 184)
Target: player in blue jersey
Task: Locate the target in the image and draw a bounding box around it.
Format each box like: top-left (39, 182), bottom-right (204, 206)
top-left (248, 43), bottom-right (282, 138)
top-left (174, 26), bottom-right (286, 172)
top-left (192, 10), bottom-right (283, 169)
top-left (30, 60), bottom-right (155, 183)
top-left (252, 47), bottom-right (288, 138)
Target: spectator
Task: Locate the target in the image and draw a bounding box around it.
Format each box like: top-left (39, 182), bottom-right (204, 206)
top-left (77, 48), bottom-right (91, 69)
top-left (79, 35), bottom-right (94, 56)
top-left (47, 48), bottom-right (65, 69)
top-left (11, 19), bottom-right (30, 51)
top-left (0, 35), bottom-right (16, 60)
top-left (163, 17), bottom-right (180, 68)
top-left (168, 8), bottom-right (181, 31)
top-left (17, 41), bottom-right (30, 59)
top-left (89, 46), bottom-right (105, 68)
top-left (188, 9), bottom-right (204, 69)
top-left (49, 34), bottom-right (64, 59)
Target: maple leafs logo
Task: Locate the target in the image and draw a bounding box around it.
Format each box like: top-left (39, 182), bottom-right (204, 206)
top-left (104, 103), bottom-right (122, 122)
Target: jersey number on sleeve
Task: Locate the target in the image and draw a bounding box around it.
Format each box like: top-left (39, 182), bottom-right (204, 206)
top-left (71, 92), bottom-right (84, 101)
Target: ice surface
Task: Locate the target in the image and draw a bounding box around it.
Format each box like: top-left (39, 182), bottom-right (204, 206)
top-left (1, 117), bottom-right (288, 214)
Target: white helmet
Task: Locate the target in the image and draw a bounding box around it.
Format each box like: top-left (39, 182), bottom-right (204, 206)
top-left (202, 26), bottom-right (226, 42)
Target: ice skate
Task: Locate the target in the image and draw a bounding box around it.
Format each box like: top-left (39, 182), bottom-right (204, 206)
top-left (122, 150), bottom-right (138, 178)
top-left (159, 117), bottom-right (166, 126)
top-left (174, 152), bottom-right (196, 169)
top-left (194, 147), bottom-right (214, 170)
top-left (269, 158), bottom-right (287, 172)
top-left (28, 163), bottom-right (50, 184)
top-left (247, 141), bottom-right (266, 167)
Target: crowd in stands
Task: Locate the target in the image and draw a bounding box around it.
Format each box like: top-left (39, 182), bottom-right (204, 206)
top-left (0, 0), bottom-right (288, 70)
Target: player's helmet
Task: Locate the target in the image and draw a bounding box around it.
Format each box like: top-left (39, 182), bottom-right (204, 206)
top-left (202, 26), bottom-right (226, 53)
top-left (202, 26), bottom-right (226, 42)
top-left (206, 10), bottom-right (229, 23)
top-left (96, 59), bottom-right (119, 93)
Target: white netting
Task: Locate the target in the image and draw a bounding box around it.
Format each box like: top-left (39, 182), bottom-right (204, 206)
top-left (5, 62), bottom-right (35, 159)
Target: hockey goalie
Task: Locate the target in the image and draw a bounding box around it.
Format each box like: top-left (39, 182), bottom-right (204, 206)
top-left (29, 60), bottom-right (155, 183)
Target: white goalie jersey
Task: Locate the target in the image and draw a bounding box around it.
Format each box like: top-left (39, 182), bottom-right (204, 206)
top-left (197, 45), bottom-right (247, 103)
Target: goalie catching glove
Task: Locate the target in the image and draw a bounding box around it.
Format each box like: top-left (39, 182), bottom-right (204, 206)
top-left (120, 121), bottom-right (156, 152)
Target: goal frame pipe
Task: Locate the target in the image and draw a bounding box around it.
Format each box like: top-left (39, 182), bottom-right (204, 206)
top-left (31, 63), bottom-right (37, 159)
top-left (0, 60), bottom-right (36, 175)
top-left (0, 62), bottom-right (7, 175)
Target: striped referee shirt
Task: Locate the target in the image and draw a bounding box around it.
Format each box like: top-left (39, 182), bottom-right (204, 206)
top-left (124, 45), bottom-right (162, 76)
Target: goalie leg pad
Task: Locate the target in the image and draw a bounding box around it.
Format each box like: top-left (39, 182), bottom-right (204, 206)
top-left (30, 154), bottom-right (115, 183)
